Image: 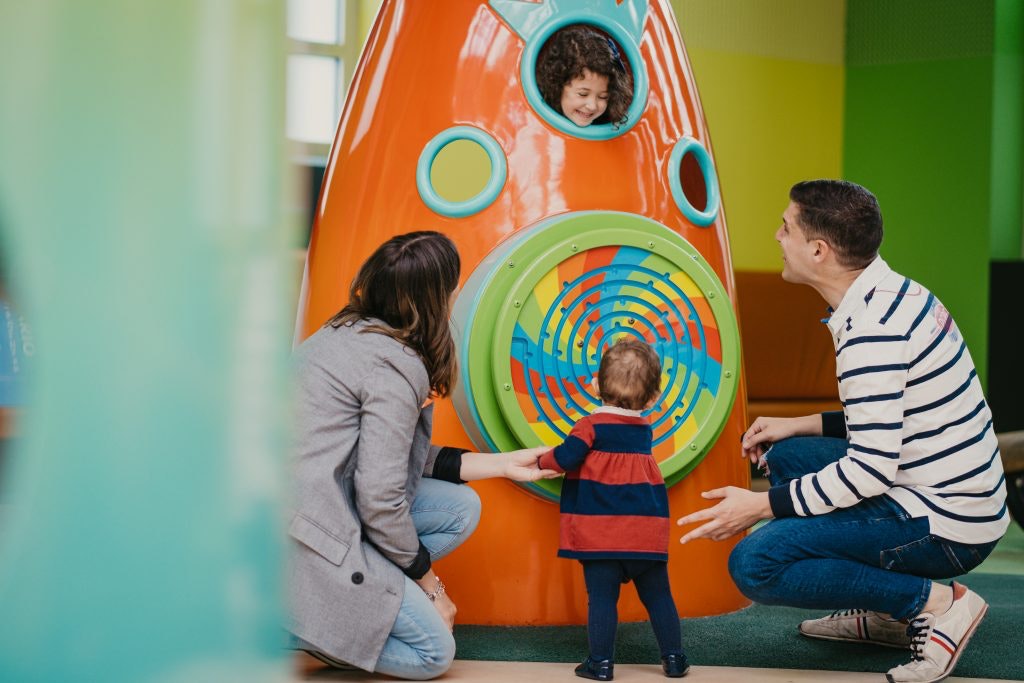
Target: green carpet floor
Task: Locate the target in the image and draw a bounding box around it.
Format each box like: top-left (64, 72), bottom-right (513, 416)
top-left (455, 526), bottom-right (1024, 680)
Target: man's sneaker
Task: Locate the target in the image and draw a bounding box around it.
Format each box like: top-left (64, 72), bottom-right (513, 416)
top-left (799, 609), bottom-right (911, 648)
top-left (886, 582), bottom-right (988, 683)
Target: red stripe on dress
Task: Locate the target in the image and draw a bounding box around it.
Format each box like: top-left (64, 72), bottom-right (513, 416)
top-left (579, 451), bottom-right (665, 485)
top-left (561, 514), bottom-right (670, 554)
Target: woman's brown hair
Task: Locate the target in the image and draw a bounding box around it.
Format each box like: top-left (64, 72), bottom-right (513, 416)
top-left (326, 231), bottom-right (460, 397)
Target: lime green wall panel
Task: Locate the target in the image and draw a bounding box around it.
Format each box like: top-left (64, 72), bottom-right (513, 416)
top-left (674, 0), bottom-right (845, 64)
top-left (684, 49), bottom-right (845, 271)
top-left (674, 0), bottom-right (846, 272)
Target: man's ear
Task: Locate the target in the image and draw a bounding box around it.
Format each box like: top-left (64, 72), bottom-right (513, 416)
top-left (812, 238), bottom-right (830, 262)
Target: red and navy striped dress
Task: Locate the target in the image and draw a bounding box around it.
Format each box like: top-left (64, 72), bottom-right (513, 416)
top-left (537, 406), bottom-right (670, 561)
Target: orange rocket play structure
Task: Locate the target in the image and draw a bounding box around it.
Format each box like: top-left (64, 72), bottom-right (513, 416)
top-left (295, 0), bottom-right (751, 624)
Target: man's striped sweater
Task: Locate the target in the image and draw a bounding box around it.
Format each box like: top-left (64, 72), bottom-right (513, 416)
top-left (538, 406), bottom-right (670, 561)
top-left (768, 257), bottom-right (1009, 544)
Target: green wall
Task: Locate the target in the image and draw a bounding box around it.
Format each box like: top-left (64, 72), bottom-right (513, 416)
top-left (991, 0), bottom-right (1024, 260)
top-left (843, 0), bottom-right (1009, 383)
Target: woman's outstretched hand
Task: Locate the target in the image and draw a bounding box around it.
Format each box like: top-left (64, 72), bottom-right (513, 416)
top-left (504, 446), bottom-right (560, 481)
top-left (458, 448), bottom-right (560, 481)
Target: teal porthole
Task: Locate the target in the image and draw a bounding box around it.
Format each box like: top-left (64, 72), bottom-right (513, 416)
top-left (416, 126), bottom-right (507, 218)
top-left (520, 18), bottom-right (648, 141)
top-left (668, 136), bottom-right (720, 227)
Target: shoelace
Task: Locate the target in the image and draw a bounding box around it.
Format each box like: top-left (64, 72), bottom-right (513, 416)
top-left (828, 608), bottom-right (869, 618)
top-left (905, 616), bottom-right (931, 661)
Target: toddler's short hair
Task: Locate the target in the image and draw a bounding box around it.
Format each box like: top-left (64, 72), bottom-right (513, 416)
top-left (597, 338), bottom-right (661, 411)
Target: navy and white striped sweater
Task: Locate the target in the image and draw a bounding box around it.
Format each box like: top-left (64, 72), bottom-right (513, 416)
top-left (767, 257), bottom-right (1009, 544)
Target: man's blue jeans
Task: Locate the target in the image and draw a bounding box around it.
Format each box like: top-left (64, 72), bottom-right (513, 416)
top-left (728, 437), bottom-right (998, 620)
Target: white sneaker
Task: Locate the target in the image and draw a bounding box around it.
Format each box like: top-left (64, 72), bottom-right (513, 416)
top-left (799, 609), bottom-right (911, 648)
top-left (886, 582), bottom-right (988, 683)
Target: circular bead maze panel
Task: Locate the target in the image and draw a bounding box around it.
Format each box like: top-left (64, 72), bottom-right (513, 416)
top-left (451, 212), bottom-right (739, 501)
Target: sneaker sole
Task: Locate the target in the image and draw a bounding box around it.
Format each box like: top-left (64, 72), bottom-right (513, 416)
top-left (798, 626), bottom-right (909, 650)
top-left (884, 602), bottom-right (989, 683)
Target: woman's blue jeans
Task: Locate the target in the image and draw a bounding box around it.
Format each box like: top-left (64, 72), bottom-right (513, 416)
top-left (373, 478), bottom-right (481, 680)
top-left (291, 478), bottom-right (481, 680)
top-left (728, 437), bottom-right (998, 620)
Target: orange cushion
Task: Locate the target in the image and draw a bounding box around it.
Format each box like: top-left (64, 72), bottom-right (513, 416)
top-left (735, 271), bottom-right (840, 403)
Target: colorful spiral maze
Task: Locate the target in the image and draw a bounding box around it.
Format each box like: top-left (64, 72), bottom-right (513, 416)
top-left (452, 212), bottom-right (739, 500)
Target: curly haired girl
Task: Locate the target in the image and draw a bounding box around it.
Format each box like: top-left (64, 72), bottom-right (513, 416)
top-left (536, 24), bottom-right (633, 128)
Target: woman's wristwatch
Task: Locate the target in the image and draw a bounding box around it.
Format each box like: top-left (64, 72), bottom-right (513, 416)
top-left (424, 576), bottom-right (446, 602)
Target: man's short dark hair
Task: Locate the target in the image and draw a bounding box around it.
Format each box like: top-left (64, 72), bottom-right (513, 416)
top-left (789, 180), bottom-right (883, 269)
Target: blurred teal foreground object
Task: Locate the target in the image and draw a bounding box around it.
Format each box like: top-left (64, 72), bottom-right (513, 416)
top-left (0, 3), bottom-right (292, 682)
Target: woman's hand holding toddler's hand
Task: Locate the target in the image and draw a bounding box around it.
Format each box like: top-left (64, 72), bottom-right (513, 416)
top-left (504, 447), bottom-right (559, 481)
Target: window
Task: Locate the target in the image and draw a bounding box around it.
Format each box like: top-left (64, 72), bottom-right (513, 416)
top-left (286, 0), bottom-right (360, 165)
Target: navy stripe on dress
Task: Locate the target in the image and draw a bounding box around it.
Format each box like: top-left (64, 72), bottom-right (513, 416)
top-left (569, 480), bottom-right (669, 517)
top-left (592, 424), bottom-right (653, 453)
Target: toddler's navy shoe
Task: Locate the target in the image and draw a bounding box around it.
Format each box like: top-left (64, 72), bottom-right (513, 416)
top-left (575, 656), bottom-right (614, 681)
top-left (662, 653), bottom-right (689, 678)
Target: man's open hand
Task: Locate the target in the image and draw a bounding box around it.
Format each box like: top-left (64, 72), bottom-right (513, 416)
top-left (677, 486), bottom-right (773, 543)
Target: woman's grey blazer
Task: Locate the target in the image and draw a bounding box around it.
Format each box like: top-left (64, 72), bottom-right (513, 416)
top-left (287, 319), bottom-right (447, 670)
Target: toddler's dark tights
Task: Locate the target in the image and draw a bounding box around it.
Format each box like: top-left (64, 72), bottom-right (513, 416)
top-left (581, 559), bottom-right (683, 661)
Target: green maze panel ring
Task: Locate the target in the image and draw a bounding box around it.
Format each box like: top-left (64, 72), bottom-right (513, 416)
top-left (451, 212), bottom-right (739, 501)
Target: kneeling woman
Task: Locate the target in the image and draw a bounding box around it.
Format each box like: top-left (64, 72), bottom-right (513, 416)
top-left (287, 231), bottom-right (553, 680)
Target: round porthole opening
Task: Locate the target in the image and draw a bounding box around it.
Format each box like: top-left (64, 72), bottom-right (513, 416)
top-left (522, 20), bottom-right (648, 141)
top-left (668, 137), bottom-right (720, 227)
top-left (430, 139), bottom-right (493, 204)
top-left (416, 126), bottom-right (507, 218)
top-left (679, 147), bottom-right (708, 215)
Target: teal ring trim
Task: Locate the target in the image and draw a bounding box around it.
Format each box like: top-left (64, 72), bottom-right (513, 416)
top-left (668, 136), bottom-right (720, 227)
top-left (416, 126), bottom-right (507, 218)
top-left (520, 14), bottom-right (648, 141)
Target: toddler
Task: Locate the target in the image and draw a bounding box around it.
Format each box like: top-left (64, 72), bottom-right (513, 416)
top-left (538, 338), bottom-right (688, 680)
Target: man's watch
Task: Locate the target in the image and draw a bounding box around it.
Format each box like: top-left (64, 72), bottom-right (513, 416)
top-left (424, 576), bottom-right (446, 602)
